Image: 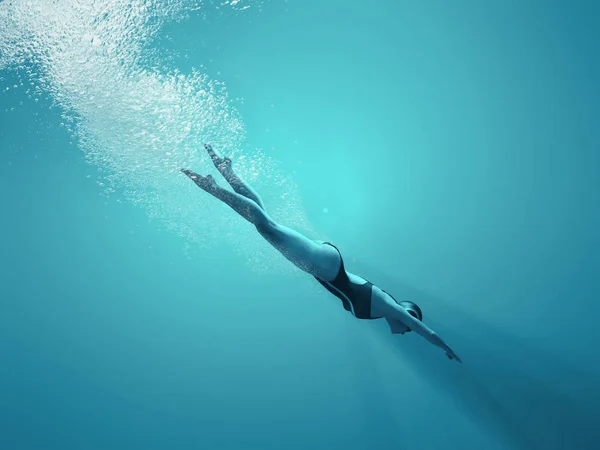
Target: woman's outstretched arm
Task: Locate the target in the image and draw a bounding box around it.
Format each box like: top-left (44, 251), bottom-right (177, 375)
top-left (371, 285), bottom-right (462, 362)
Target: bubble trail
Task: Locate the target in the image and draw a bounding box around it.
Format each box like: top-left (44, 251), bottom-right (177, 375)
top-left (0, 0), bottom-right (312, 272)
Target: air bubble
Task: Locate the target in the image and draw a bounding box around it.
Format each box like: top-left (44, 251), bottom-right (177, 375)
top-left (0, 0), bottom-right (309, 273)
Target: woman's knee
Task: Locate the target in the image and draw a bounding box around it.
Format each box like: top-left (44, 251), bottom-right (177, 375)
top-left (255, 218), bottom-right (280, 240)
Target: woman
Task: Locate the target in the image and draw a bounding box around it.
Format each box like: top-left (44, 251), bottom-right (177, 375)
top-left (182, 144), bottom-right (461, 362)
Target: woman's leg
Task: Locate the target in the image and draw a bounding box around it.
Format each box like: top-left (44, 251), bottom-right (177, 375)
top-left (181, 168), bottom-right (341, 281)
top-left (204, 144), bottom-right (265, 210)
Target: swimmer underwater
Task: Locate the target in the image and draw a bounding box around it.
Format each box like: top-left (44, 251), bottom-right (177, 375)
top-left (182, 144), bottom-right (462, 363)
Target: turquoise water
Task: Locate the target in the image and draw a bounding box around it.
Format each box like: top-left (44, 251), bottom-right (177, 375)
top-left (1, 1), bottom-right (599, 449)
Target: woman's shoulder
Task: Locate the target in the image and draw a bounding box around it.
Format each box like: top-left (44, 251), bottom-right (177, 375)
top-left (371, 284), bottom-right (398, 302)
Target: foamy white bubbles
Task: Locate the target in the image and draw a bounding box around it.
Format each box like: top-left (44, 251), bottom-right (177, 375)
top-left (0, 0), bottom-right (312, 273)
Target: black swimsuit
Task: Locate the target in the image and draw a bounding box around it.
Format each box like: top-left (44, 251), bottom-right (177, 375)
top-left (314, 242), bottom-right (381, 320)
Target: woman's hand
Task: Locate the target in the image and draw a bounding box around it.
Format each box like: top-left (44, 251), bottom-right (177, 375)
top-left (445, 346), bottom-right (462, 363)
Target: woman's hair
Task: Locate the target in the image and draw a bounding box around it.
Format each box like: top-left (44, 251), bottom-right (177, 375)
top-left (399, 301), bottom-right (423, 321)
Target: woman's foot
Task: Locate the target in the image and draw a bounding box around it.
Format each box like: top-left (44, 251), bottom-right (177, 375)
top-left (181, 169), bottom-right (217, 191)
top-left (204, 143), bottom-right (232, 174)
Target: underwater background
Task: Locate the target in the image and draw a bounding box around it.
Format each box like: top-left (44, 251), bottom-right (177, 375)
top-left (1, 1), bottom-right (599, 449)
